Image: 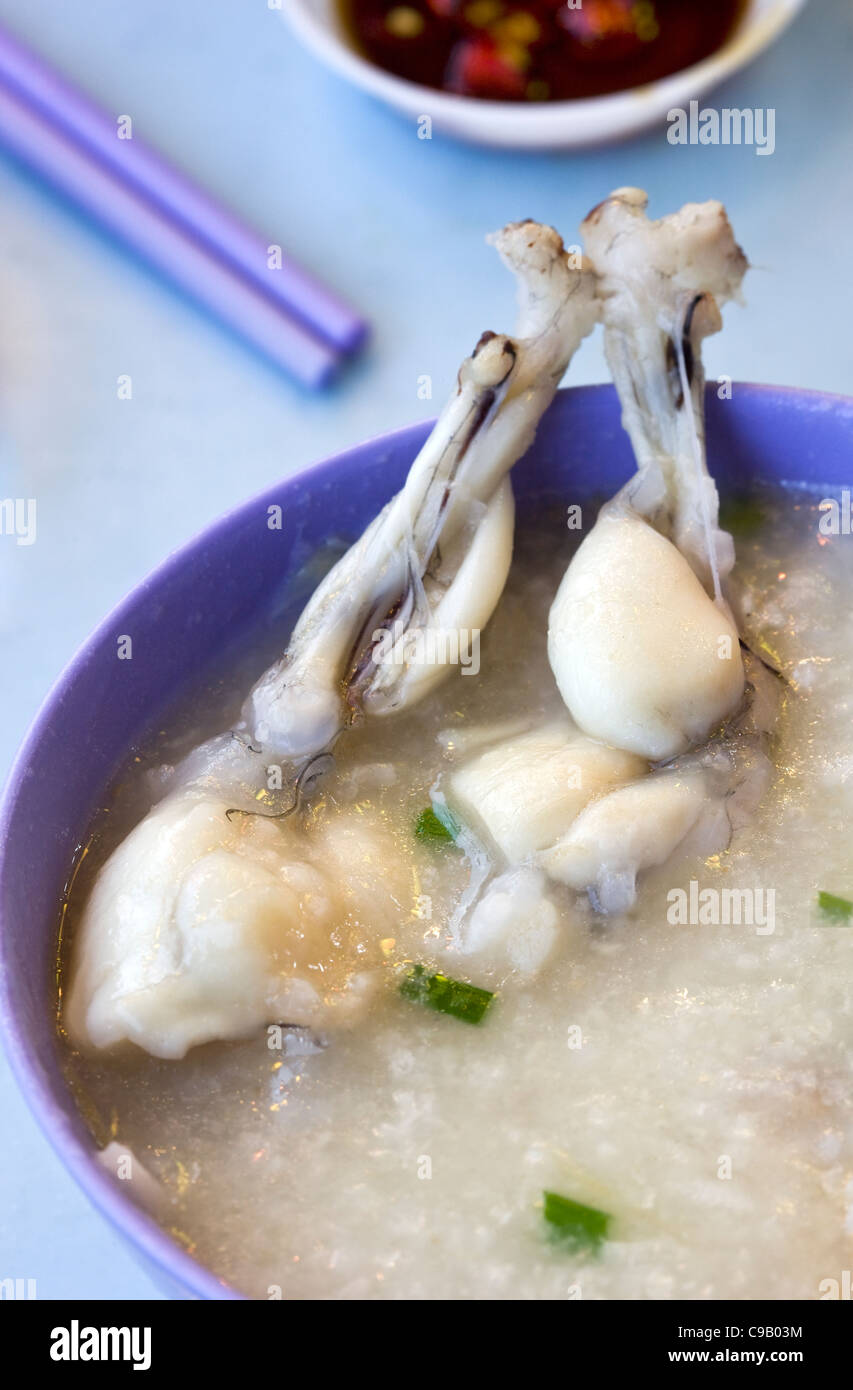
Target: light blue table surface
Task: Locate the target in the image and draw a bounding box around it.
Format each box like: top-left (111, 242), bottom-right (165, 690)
top-left (0, 0), bottom-right (850, 1300)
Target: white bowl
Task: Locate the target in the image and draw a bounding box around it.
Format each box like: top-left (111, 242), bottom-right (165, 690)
top-left (283, 0), bottom-right (806, 150)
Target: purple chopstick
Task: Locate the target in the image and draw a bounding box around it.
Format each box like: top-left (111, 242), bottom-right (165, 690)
top-left (0, 23), bottom-right (368, 384)
top-left (0, 82), bottom-right (340, 387)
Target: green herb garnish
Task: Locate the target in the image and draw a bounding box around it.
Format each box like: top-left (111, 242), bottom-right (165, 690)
top-left (414, 806), bottom-right (458, 845)
top-left (719, 493), bottom-right (765, 538)
top-left (400, 965), bottom-right (493, 1024)
top-left (543, 1191), bottom-right (611, 1252)
top-left (817, 890), bottom-right (853, 924)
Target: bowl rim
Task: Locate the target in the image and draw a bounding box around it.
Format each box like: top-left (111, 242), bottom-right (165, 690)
top-left (0, 378), bottom-right (849, 1301)
top-left (283, 0), bottom-right (808, 138)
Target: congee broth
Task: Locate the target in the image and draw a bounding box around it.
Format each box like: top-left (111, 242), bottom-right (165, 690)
top-left (59, 490), bottom-right (853, 1300)
top-left (56, 192), bottom-right (853, 1299)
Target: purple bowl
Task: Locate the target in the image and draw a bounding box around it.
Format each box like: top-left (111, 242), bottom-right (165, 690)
top-left (1, 383), bottom-right (851, 1300)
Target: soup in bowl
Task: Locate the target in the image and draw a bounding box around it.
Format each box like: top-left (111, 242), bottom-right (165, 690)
top-left (1, 191), bottom-right (852, 1300)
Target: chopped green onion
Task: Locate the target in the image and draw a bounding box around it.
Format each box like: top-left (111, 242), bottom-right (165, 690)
top-left (414, 806), bottom-right (458, 845)
top-left (400, 964), bottom-right (493, 1024)
top-left (719, 494), bottom-right (765, 538)
top-left (543, 1190), bottom-right (611, 1251)
top-left (817, 890), bottom-right (853, 924)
